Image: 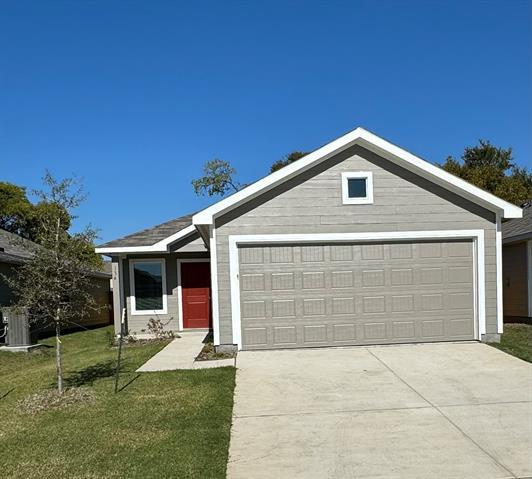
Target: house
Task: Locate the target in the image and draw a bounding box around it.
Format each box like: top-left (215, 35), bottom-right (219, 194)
top-left (0, 228), bottom-right (112, 333)
top-left (502, 201), bottom-right (531, 322)
top-left (96, 128), bottom-right (522, 351)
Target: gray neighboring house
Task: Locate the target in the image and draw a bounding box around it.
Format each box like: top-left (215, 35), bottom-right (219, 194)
top-left (0, 228), bottom-right (112, 330)
top-left (96, 127), bottom-right (522, 351)
top-left (502, 201), bottom-right (532, 321)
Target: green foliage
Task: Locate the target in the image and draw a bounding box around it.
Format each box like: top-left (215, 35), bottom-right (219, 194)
top-left (192, 159), bottom-right (240, 197)
top-left (270, 151), bottom-right (309, 173)
top-left (192, 151), bottom-right (311, 198)
top-left (442, 140), bottom-right (532, 205)
top-left (0, 182), bottom-right (33, 237)
top-left (0, 175), bottom-right (102, 269)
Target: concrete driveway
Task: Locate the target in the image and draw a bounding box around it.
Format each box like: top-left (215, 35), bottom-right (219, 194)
top-left (227, 343), bottom-right (532, 479)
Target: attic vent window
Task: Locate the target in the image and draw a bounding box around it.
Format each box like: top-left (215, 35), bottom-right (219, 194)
top-left (341, 172), bottom-right (374, 205)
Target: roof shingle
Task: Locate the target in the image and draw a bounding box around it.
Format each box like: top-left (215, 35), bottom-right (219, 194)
top-left (502, 201), bottom-right (532, 242)
top-left (97, 213), bottom-right (194, 248)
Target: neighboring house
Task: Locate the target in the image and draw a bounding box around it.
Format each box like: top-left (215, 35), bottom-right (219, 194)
top-left (502, 201), bottom-right (532, 322)
top-left (96, 127), bottom-right (522, 351)
top-left (0, 228), bottom-right (112, 331)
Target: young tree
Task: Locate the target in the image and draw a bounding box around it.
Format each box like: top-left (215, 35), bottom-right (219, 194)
top-left (3, 172), bottom-right (100, 393)
top-left (192, 159), bottom-right (241, 197)
top-left (442, 140), bottom-right (532, 205)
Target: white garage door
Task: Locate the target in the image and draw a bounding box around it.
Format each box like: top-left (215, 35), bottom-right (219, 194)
top-left (238, 240), bottom-right (475, 350)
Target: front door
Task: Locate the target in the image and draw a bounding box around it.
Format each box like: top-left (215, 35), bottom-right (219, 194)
top-left (181, 262), bottom-right (211, 329)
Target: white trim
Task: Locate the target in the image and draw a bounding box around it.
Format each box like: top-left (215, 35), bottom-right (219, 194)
top-left (96, 225), bottom-right (196, 254)
top-left (176, 258), bottom-right (211, 331)
top-left (210, 227), bottom-right (221, 345)
top-left (341, 171), bottom-right (374, 205)
top-left (528, 240), bottom-right (532, 318)
top-left (496, 214), bottom-right (503, 333)
top-left (472, 241), bottom-right (478, 340)
top-left (193, 128), bottom-right (521, 226)
top-left (228, 230), bottom-right (486, 349)
top-left (129, 258), bottom-right (168, 315)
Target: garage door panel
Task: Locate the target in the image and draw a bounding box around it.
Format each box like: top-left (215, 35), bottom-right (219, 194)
top-left (239, 240), bottom-right (475, 349)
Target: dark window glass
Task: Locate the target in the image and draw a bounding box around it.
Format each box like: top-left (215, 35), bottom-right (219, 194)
top-left (134, 262), bottom-right (163, 310)
top-left (347, 178), bottom-right (367, 198)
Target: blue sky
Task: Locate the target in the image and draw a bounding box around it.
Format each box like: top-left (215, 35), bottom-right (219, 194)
top-left (1, 0), bottom-right (531, 243)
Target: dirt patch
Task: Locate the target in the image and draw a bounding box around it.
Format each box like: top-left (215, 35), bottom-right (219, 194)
top-left (196, 342), bottom-right (236, 361)
top-left (17, 387), bottom-right (96, 414)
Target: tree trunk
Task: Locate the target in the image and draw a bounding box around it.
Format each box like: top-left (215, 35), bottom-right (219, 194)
top-left (55, 321), bottom-right (63, 394)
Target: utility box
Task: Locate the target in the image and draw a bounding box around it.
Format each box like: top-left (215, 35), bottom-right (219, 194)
top-left (0, 309), bottom-right (38, 350)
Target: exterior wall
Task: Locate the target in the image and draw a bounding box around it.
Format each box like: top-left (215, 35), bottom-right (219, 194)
top-left (85, 276), bottom-right (112, 326)
top-left (0, 261), bottom-right (111, 329)
top-left (0, 262), bottom-right (18, 306)
top-left (503, 242), bottom-right (529, 317)
top-left (214, 144), bottom-right (497, 345)
top-left (121, 251), bottom-right (209, 333)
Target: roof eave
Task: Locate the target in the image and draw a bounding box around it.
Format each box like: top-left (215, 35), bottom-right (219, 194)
top-left (95, 224), bottom-right (197, 255)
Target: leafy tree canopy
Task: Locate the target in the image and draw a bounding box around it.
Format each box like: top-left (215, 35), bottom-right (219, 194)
top-left (0, 175), bottom-right (101, 269)
top-left (441, 140), bottom-right (532, 205)
top-left (191, 159), bottom-right (240, 197)
top-left (270, 151), bottom-right (309, 173)
top-left (0, 182), bottom-right (33, 237)
top-left (192, 151), bottom-right (310, 199)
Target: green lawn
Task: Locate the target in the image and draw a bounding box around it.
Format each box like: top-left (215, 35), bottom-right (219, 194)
top-left (0, 326), bottom-right (236, 479)
top-left (489, 323), bottom-right (532, 363)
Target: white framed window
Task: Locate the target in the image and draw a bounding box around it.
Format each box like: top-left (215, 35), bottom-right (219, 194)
top-left (129, 259), bottom-right (167, 315)
top-left (341, 171), bottom-right (374, 204)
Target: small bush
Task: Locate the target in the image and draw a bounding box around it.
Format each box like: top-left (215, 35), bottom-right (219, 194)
top-left (146, 318), bottom-right (176, 340)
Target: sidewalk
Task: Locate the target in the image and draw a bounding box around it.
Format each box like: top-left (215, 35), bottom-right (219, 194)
top-left (136, 331), bottom-right (235, 371)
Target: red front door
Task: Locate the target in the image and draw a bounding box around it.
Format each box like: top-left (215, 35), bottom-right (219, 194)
top-left (181, 262), bottom-right (211, 329)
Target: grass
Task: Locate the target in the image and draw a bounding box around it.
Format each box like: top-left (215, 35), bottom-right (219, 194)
top-left (0, 326), bottom-right (236, 479)
top-left (489, 323), bottom-right (532, 363)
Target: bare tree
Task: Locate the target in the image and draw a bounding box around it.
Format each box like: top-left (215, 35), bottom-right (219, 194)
top-left (4, 172), bottom-right (100, 393)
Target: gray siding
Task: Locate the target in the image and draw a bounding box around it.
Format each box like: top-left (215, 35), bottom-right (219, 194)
top-left (215, 144), bottom-right (497, 345)
top-left (121, 251), bottom-right (209, 333)
top-left (503, 242), bottom-right (529, 317)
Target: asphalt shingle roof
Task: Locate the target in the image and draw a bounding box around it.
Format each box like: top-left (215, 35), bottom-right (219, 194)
top-left (0, 228), bottom-right (110, 278)
top-left (502, 201), bottom-right (532, 242)
top-left (0, 229), bottom-right (39, 261)
top-left (97, 213), bottom-right (194, 248)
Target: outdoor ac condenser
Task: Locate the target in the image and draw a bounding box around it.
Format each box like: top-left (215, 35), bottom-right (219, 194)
top-left (1, 309), bottom-right (35, 347)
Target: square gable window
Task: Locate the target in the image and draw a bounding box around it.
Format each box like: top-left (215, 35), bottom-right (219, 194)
top-left (341, 172), bottom-right (374, 205)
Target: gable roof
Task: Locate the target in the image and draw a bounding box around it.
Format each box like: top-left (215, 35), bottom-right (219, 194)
top-left (503, 201), bottom-right (532, 243)
top-left (193, 127), bottom-right (522, 226)
top-left (95, 213), bottom-right (196, 254)
top-left (96, 127), bottom-right (523, 255)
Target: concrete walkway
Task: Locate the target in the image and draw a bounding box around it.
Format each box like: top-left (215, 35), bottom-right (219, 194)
top-left (228, 342), bottom-right (532, 479)
top-left (136, 331), bottom-right (235, 371)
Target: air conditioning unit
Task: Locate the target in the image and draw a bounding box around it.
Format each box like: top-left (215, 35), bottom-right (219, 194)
top-left (0, 309), bottom-right (39, 352)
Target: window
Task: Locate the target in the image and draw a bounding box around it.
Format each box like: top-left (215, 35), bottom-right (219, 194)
top-left (130, 259), bottom-right (167, 315)
top-left (341, 172), bottom-right (374, 204)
